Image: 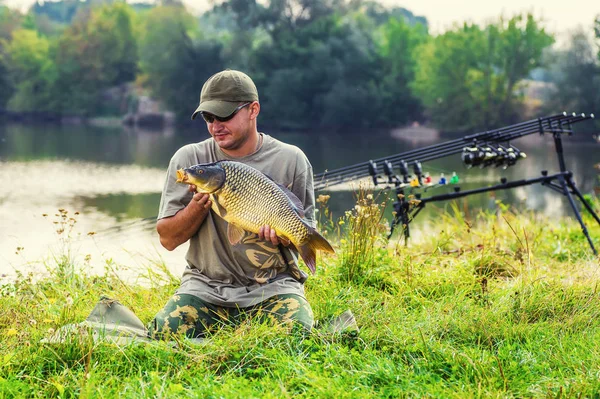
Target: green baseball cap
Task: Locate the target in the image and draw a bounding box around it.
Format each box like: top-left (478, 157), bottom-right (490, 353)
top-left (191, 69), bottom-right (259, 120)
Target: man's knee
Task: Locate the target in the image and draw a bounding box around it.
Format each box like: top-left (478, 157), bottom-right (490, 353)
top-left (258, 294), bottom-right (314, 333)
top-left (148, 294), bottom-right (215, 339)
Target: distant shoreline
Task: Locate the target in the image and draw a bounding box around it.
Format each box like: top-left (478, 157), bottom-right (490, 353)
top-left (0, 109), bottom-right (175, 129)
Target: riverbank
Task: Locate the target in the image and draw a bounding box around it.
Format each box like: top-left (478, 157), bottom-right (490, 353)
top-left (1, 202), bottom-right (600, 397)
top-left (0, 110), bottom-right (175, 130)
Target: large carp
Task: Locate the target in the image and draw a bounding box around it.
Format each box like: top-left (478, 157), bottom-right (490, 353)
top-left (176, 160), bottom-right (334, 273)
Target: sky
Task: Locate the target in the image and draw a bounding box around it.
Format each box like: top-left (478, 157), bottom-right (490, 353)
top-left (4, 0), bottom-right (600, 39)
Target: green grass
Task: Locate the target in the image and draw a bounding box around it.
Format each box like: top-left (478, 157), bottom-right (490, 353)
top-left (1, 199), bottom-right (600, 398)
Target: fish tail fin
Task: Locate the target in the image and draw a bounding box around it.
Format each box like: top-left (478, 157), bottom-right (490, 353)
top-left (297, 228), bottom-right (335, 274)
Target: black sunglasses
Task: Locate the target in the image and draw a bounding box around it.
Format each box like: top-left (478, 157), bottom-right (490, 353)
top-left (200, 102), bottom-right (251, 124)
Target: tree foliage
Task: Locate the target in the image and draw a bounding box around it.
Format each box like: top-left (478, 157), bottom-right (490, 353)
top-left (86, 2), bottom-right (137, 86)
top-left (412, 15), bottom-right (553, 132)
top-left (0, 5), bottom-right (23, 107)
top-left (138, 5), bottom-right (224, 120)
top-left (542, 30), bottom-right (600, 123)
top-left (376, 16), bottom-right (428, 126)
top-left (0, 45), bottom-right (11, 108)
top-left (248, 12), bottom-right (382, 129)
top-left (0, 0), bottom-right (577, 133)
top-left (53, 2), bottom-right (137, 115)
top-left (5, 29), bottom-right (57, 112)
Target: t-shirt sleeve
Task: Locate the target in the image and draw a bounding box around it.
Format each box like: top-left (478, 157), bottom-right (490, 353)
top-left (291, 152), bottom-right (316, 229)
top-left (157, 147), bottom-right (195, 220)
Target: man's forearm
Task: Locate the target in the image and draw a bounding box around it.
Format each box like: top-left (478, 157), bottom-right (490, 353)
top-left (157, 196), bottom-right (211, 251)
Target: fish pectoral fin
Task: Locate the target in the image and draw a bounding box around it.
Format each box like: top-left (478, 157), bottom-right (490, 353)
top-left (210, 195), bottom-right (227, 218)
top-left (227, 223), bottom-right (246, 245)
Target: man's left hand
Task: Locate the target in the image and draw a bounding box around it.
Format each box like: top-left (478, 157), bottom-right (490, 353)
top-left (258, 225), bottom-right (291, 246)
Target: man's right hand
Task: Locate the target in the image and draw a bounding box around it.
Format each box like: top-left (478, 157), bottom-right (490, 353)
top-left (192, 192), bottom-right (211, 209)
top-left (189, 185), bottom-right (212, 209)
top-left (156, 186), bottom-right (212, 251)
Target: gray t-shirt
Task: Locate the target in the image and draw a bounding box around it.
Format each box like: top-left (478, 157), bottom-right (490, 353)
top-left (157, 133), bottom-right (316, 307)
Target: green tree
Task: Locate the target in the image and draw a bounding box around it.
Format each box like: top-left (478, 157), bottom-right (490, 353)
top-left (376, 16), bottom-right (428, 125)
top-left (0, 43), bottom-right (12, 108)
top-left (0, 5), bottom-right (23, 107)
top-left (210, 0), bottom-right (431, 129)
top-left (5, 29), bottom-right (57, 112)
top-left (412, 14), bottom-right (553, 132)
top-left (86, 2), bottom-right (137, 85)
top-left (138, 5), bottom-right (224, 120)
top-left (542, 30), bottom-right (600, 121)
top-left (200, 0), bottom-right (265, 71)
top-left (212, 0), bottom-right (354, 71)
top-left (249, 13), bottom-right (382, 129)
top-left (53, 2), bottom-right (138, 115)
top-left (412, 25), bottom-right (485, 131)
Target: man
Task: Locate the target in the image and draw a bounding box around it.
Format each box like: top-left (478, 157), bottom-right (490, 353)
top-left (149, 69), bottom-right (316, 338)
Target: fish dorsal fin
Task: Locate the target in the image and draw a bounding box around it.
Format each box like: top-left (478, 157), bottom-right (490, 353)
top-left (263, 174), bottom-right (305, 218)
top-left (227, 223), bottom-right (246, 245)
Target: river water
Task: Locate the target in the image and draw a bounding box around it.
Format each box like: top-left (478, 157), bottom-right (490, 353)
top-left (1, 120), bottom-right (598, 282)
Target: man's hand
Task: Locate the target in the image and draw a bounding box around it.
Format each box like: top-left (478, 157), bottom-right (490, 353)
top-left (189, 185), bottom-right (212, 210)
top-left (258, 225), bottom-right (291, 246)
top-left (156, 185), bottom-right (212, 251)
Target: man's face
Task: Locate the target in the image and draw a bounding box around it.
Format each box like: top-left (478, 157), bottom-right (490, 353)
top-left (204, 102), bottom-right (257, 152)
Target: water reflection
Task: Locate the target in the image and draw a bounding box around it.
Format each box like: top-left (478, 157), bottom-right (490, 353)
top-left (0, 122), bottom-right (192, 167)
top-left (78, 193), bottom-right (162, 222)
top-left (0, 121), bottom-right (598, 279)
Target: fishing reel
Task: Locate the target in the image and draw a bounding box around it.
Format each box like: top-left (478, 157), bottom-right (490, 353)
top-left (368, 159), bottom-right (420, 187)
top-left (462, 142), bottom-right (526, 169)
top-left (369, 158), bottom-right (458, 190)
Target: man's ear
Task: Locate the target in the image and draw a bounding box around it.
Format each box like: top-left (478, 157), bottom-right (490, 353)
top-left (249, 101), bottom-right (260, 120)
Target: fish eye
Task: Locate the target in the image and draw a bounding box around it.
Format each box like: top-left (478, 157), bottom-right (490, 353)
top-left (198, 170), bottom-right (204, 174)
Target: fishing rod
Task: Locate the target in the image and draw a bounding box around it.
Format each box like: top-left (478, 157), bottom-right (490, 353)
top-left (314, 113), bottom-right (587, 191)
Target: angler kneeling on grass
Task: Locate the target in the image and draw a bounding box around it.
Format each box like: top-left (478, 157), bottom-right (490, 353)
top-left (149, 69), bottom-right (333, 339)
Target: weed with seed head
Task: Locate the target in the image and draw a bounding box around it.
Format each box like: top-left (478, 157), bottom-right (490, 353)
top-left (336, 187), bottom-right (389, 284)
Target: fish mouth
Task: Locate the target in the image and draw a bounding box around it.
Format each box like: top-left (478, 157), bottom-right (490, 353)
top-left (176, 169), bottom-right (188, 183)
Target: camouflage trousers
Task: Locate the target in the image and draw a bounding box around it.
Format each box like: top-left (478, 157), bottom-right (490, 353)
top-left (148, 293), bottom-right (313, 339)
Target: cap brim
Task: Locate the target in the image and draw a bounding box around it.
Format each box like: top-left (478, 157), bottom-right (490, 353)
top-left (191, 100), bottom-right (240, 120)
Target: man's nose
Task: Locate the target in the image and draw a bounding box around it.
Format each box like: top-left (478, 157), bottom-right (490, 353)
top-left (211, 119), bottom-right (224, 129)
